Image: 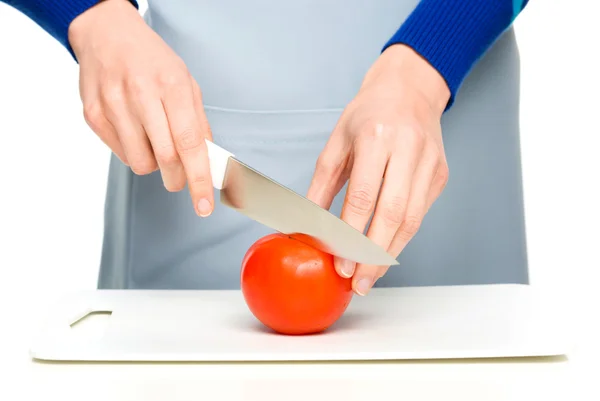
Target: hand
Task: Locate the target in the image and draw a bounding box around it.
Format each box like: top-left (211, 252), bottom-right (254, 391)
top-left (307, 44), bottom-right (451, 296)
top-left (68, 0), bottom-right (214, 217)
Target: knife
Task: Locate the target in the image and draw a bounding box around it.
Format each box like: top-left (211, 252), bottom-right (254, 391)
top-left (204, 139), bottom-right (400, 266)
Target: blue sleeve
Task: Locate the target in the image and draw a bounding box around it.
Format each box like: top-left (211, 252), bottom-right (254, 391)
top-left (0, 0), bottom-right (139, 59)
top-left (383, 0), bottom-right (530, 111)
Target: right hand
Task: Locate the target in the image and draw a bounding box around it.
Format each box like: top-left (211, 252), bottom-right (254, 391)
top-left (68, 0), bottom-right (214, 217)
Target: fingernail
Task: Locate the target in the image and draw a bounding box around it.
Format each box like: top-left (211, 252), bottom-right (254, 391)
top-left (197, 198), bottom-right (212, 217)
top-left (355, 278), bottom-right (373, 296)
top-left (337, 259), bottom-right (355, 278)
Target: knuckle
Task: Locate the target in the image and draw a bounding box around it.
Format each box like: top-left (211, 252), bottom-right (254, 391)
top-left (377, 266), bottom-right (390, 280)
top-left (158, 68), bottom-right (188, 87)
top-left (187, 173), bottom-right (210, 188)
top-left (346, 185), bottom-right (376, 215)
top-left (359, 122), bottom-right (393, 142)
top-left (158, 73), bottom-right (179, 87)
top-left (164, 178), bottom-right (186, 192)
top-left (403, 125), bottom-right (426, 149)
top-left (165, 184), bottom-right (185, 193)
top-left (128, 77), bottom-right (150, 96)
top-left (436, 164), bottom-right (450, 187)
top-left (82, 102), bottom-right (104, 129)
top-left (175, 127), bottom-right (202, 152)
top-left (130, 157), bottom-right (157, 175)
top-left (102, 85), bottom-right (126, 105)
top-left (398, 215), bottom-right (422, 239)
top-left (155, 147), bottom-right (180, 167)
top-left (381, 196), bottom-right (408, 227)
top-left (315, 153), bottom-right (340, 177)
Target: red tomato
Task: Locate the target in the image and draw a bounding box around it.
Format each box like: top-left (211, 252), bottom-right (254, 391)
top-left (240, 233), bottom-right (354, 335)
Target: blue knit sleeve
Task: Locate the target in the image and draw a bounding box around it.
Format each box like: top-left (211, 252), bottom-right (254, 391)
top-left (383, 0), bottom-right (530, 110)
top-left (0, 0), bottom-right (139, 59)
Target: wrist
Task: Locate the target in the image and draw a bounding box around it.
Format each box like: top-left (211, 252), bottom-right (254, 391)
top-left (68, 0), bottom-right (139, 58)
top-left (376, 44), bottom-right (451, 115)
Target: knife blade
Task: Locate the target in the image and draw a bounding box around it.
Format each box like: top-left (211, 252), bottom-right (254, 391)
top-left (205, 139), bottom-right (399, 266)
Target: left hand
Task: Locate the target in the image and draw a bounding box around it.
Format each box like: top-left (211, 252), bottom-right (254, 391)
top-left (307, 44), bottom-right (451, 296)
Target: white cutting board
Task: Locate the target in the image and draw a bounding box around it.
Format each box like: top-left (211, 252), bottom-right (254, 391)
top-left (29, 284), bottom-right (572, 362)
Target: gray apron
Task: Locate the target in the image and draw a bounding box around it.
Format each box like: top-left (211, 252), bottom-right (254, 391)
top-left (98, 0), bottom-right (529, 290)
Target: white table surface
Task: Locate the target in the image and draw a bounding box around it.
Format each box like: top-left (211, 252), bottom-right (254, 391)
top-left (4, 286), bottom-right (597, 401)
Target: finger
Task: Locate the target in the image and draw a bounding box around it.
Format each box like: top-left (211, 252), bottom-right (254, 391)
top-left (83, 101), bottom-right (128, 165)
top-left (102, 85), bottom-right (157, 175)
top-left (192, 79), bottom-right (213, 142)
top-left (162, 83), bottom-right (213, 217)
top-left (352, 142), bottom-right (422, 295)
top-left (135, 95), bottom-right (186, 192)
top-left (306, 128), bottom-right (349, 210)
top-left (388, 142), bottom-right (440, 258)
top-left (353, 265), bottom-right (380, 296)
top-left (337, 135), bottom-right (389, 280)
top-left (375, 163), bottom-right (445, 283)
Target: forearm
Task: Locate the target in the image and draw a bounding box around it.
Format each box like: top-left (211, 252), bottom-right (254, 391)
top-left (383, 0), bottom-right (530, 110)
top-left (0, 0), bottom-right (138, 58)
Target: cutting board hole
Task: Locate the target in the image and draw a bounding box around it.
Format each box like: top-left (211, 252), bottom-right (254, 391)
top-left (70, 311), bottom-right (112, 340)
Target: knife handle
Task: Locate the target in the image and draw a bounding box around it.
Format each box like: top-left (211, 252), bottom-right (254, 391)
top-left (204, 138), bottom-right (234, 190)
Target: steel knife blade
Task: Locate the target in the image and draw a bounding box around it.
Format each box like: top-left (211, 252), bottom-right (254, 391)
top-left (205, 139), bottom-right (399, 266)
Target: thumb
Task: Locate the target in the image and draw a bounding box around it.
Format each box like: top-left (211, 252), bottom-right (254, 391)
top-left (306, 135), bottom-right (349, 210)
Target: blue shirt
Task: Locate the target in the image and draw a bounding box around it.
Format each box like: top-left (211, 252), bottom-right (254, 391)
top-left (1, 0), bottom-right (529, 110)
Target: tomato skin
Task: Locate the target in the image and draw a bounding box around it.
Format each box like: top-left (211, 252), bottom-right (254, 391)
top-left (240, 233), bottom-right (353, 335)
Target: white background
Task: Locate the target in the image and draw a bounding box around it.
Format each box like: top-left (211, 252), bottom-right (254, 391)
top-left (0, 0), bottom-right (599, 381)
